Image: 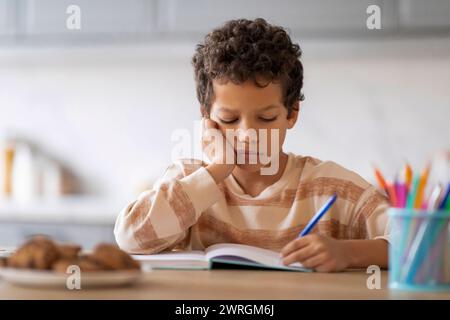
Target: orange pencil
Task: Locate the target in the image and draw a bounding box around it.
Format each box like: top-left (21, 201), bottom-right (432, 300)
top-left (413, 164), bottom-right (431, 209)
top-left (373, 166), bottom-right (388, 191)
top-left (405, 162), bottom-right (413, 191)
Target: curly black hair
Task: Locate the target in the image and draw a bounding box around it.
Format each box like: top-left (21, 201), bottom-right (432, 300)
top-left (192, 18), bottom-right (304, 117)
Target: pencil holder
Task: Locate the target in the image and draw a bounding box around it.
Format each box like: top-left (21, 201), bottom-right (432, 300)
top-left (388, 208), bottom-right (450, 291)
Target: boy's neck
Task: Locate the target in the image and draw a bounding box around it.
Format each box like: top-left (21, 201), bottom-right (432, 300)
top-left (231, 151), bottom-right (289, 197)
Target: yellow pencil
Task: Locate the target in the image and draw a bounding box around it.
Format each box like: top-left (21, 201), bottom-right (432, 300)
top-left (413, 164), bottom-right (431, 209)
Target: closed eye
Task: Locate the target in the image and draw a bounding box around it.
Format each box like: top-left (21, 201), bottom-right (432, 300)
top-left (218, 118), bottom-right (238, 124)
top-left (259, 116), bottom-right (278, 122)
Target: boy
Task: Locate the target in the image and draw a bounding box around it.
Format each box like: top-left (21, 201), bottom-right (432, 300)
top-left (114, 18), bottom-right (390, 272)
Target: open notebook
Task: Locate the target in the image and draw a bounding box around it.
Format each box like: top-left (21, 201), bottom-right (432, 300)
top-left (132, 243), bottom-right (312, 272)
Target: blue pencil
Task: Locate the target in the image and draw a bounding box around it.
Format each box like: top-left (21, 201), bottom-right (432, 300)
top-left (298, 194), bottom-right (337, 237)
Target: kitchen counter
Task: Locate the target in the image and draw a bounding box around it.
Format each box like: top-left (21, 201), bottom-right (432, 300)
top-left (0, 270), bottom-right (449, 300)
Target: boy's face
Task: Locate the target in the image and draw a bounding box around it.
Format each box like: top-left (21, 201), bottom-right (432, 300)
top-left (208, 78), bottom-right (299, 173)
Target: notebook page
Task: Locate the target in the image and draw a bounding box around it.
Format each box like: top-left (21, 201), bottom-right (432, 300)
top-left (205, 243), bottom-right (304, 268)
top-left (132, 250), bottom-right (209, 269)
top-left (132, 250), bottom-right (206, 262)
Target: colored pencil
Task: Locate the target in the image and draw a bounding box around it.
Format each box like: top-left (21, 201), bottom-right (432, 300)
top-left (373, 166), bottom-right (388, 193)
top-left (438, 183), bottom-right (450, 210)
top-left (414, 164), bottom-right (431, 209)
top-left (427, 185), bottom-right (443, 210)
top-left (405, 162), bottom-right (413, 191)
top-left (386, 182), bottom-right (398, 207)
top-left (406, 175), bottom-right (420, 209)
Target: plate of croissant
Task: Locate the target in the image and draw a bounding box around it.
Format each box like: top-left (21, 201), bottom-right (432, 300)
top-left (0, 236), bottom-right (146, 288)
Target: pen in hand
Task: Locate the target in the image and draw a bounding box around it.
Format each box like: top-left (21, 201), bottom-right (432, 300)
top-left (298, 194), bottom-right (338, 238)
top-left (278, 194), bottom-right (337, 266)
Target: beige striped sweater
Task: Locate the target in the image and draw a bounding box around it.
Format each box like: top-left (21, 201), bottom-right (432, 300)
top-left (114, 153), bottom-right (390, 254)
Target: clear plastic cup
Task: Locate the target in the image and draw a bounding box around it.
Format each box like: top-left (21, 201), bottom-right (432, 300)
top-left (388, 208), bottom-right (450, 291)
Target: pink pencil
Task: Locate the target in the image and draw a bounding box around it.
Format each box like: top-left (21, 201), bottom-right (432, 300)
top-left (396, 183), bottom-right (407, 208)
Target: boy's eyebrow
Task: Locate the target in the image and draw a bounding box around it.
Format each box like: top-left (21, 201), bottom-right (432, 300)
top-left (217, 105), bottom-right (279, 113)
top-left (217, 107), bottom-right (236, 113)
top-left (260, 105), bottom-right (279, 111)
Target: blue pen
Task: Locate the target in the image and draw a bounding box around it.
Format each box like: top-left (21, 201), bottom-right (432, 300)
top-left (298, 194), bottom-right (337, 237)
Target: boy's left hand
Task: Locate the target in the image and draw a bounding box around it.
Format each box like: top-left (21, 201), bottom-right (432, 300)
top-left (280, 234), bottom-right (350, 272)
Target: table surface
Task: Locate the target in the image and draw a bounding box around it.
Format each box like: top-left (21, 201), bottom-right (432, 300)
top-left (0, 269), bottom-right (449, 300)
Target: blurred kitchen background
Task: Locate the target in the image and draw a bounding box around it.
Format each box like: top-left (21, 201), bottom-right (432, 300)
top-left (0, 0), bottom-right (449, 248)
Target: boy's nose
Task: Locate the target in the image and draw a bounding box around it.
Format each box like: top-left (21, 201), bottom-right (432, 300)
top-left (236, 122), bottom-right (253, 141)
top-left (236, 128), bottom-right (259, 150)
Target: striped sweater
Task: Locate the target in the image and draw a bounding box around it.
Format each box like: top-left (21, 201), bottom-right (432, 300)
top-left (114, 153), bottom-right (390, 254)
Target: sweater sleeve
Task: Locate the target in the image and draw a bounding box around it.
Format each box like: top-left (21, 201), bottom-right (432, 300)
top-left (352, 186), bottom-right (390, 243)
top-left (114, 160), bottom-right (222, 254)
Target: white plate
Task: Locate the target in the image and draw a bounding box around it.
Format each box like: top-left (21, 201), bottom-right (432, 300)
top-left (0, 267), bottom-right (147, 288)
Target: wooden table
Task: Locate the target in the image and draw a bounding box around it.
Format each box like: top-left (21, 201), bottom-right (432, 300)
top-left (0, 270), bottom-right (449, 299)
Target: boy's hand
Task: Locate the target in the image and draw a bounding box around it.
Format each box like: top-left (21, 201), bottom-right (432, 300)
top-left (280, 234), bottom-right (350, 272)
top-left (202, 117), bottom-right (236, 183)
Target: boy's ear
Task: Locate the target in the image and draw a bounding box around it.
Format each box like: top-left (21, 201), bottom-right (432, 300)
top-left (287, 101), bottom-right (300, 129)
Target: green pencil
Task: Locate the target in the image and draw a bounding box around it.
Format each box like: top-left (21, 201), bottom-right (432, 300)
top-left (406, 175), bottom-right (419, 209)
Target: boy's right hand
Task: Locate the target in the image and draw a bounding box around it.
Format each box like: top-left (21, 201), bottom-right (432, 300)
top-left (202, 117), bottom-right (236, 183)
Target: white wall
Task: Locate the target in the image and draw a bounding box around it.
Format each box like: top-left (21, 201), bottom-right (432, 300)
top-left (0, 37), bottom-right (449, 202)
